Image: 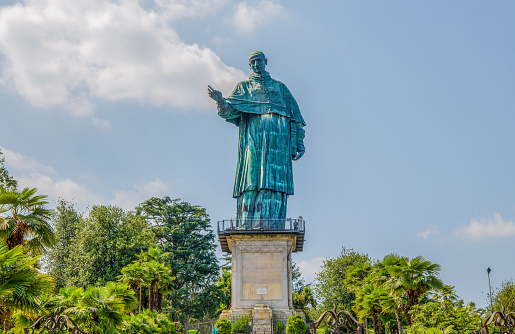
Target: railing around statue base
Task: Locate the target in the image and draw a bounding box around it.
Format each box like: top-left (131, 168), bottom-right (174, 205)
top-left (310, 304), bottom-right (365, 334)
top-left (24, 309), bottom-right (86, 334)
top-left (217, 218), bottom-right (305, 234)
top-left (217, 218), bottom-right (306, 253)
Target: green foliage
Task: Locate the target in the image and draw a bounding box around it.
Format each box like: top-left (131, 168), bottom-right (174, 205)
top-left (47, 202), bottom-right (155, 288)
top-left (274, 320), bottom-right (285, 334)
top-left (46, 199), bottom-right (82, 289)
top-left (286, 315), bottom-right (306, 334)
top-left (0, 240), bottom-right (54, 331)
top-left (215, 318), bottom-right (231, 334)
top-left (121, 309), bottom-right (176, 334)
top-left (492, 279), bottom-right (515, 313)
top-left (407, 301), bottom-right (480, 333)
top-left (292, 262), bottom-right (305, 293)
top-left (313, 247), bottom-right (370, 311)
top-left (137, 197), bottom-right (220, 319)
top-left (405, 327), bottom-right (453, 334)
top-left (293, 286), bottom-right (317, 311)
top-left (384, 254), bottom-right (444, 326)
top-left (0, 150), bottom-right (17, 190)
top-left (51, 282), bottom-right (137, 334)
top-left (0, 186), bottom-right (54, 255)
top-left (216, 269), bottom-right (231, 313)
top-left (231, 315), bottom-right (251, 334)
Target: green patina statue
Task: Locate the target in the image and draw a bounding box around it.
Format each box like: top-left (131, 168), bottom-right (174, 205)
top-left (207, 51), bottom-right (305, 228)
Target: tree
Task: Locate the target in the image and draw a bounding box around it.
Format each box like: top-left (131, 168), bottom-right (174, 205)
top-left (121, 309), bottom-right (176, 334)
top-left (345, 261), bottom-right (392, 334)
top-left (313, 247), bottom-right (370, 311)
top-left (292, 285), bottom-right (317, 311)
top-left (492, 279), bottom-right (515, 313)
top-left (46, 204), bottom-right (155, 288)
top-left (292, 261), bottom-right (305, 293)
top-left (0, 240), bottom-right (54, 331)
top-left (384, 255), bottom-right (444, 326)
top-left (52, 282), bottom-right (137, 334)
top-left (0, 149), bottom-right (17, 190)
top-left (0, 186), bottom-right (54, 254)
top-left (216, 268), bottom-right (232, 312)
top-left (408, 300), bottom-right (481, 333)
top-left (46, 199), bottom-right (83, 289)
top-left (140, 247), bottom-right (174, 313)
top-left (137, 197), bottom-right (220, 320)
top-left (286, 314), bottom-right (307, 334)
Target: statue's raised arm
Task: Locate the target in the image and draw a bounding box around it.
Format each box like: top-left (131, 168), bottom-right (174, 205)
top-left (209, 51), bottom-right (306, 229)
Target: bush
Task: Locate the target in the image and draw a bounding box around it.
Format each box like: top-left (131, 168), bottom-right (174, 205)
top-left (286, 315), bottom-right (306, 334)
top-left (215, 318), bottom-right (232, 334)
top-left (274, 320), bottom-right (286, 333)
top-left (121, 310), bottom-right (176, 334)
top-left (232, 315), bottom-right (251, 334)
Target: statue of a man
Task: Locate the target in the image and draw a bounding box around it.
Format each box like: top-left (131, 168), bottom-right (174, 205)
top-left (207, 51), bottom-right (305, 228)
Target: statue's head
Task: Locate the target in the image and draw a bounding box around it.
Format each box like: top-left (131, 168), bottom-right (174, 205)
top-left (249, 51), bottom-right (267, 74)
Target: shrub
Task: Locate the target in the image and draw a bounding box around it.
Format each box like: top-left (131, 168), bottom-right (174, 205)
top-left (274, 320), bottom-right (286, 333)
top-left (216, 318), bottom-right (232, 334)
top-left (232, 315), bottom-right (251, 334)
top-left (286, 315), bottom-right (307, 334)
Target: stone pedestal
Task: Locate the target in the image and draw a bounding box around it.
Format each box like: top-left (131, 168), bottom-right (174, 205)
top-left (251, 304), bottom-right (273, 333)
top-left (226, 234), bottom-right (297, 318)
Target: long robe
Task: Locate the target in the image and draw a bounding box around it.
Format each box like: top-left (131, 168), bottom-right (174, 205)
top-left (217, 71), bottom-right (305, 203)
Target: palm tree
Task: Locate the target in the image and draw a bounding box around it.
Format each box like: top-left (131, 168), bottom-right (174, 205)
top-left (433, 285), bottom-right (459, 307)
top-left (59, 283), bottom-right (136, 334)
top-left (384, 255), bottom-right (444, 325)
top-left (140, 247), bottom-right (174, 313)
top-left (145, 260), bottom-right (174, 312)
top-left (0, 186), bottom-right (54, 253)
top-left (0, 240), bottom-right (54, 331)
top-left (120, 262), bottom-right (148, 297)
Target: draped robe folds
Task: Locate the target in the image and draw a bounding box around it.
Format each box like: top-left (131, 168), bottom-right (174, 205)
top-left (217, 71), bottom-right (305, 225)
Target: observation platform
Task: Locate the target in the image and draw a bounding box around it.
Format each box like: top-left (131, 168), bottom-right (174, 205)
top-left (217, 218), bottom-right (305, 253)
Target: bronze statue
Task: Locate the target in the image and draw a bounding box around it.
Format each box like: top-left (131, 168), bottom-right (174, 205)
top-left (208, 51), bottom-right (305, 228)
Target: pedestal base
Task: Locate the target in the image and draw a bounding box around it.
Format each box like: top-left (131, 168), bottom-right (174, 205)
top-left (229, 234), bottom-right (295, 312)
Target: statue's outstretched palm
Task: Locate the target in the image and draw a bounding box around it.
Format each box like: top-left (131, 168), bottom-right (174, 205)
top-left (207, 85), bottom-right (224, 103)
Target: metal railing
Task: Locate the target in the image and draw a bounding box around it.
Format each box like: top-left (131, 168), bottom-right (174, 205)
top-left (475, 304), bottom-right (515, 334)
top-left (218, 218), bottom-right (305, 234)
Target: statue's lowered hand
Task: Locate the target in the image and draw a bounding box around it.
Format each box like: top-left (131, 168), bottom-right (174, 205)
top-left (293, 150), bottom-right (304, 161)
top-left (207, 85), bottom-right (224, 103)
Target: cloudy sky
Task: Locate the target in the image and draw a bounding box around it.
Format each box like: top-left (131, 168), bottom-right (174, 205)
top-left (1, 0), bottom-right (514, 307)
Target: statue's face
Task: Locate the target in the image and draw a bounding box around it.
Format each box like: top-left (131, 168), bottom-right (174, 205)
top-left (249, 55), bottom-right (267, 74)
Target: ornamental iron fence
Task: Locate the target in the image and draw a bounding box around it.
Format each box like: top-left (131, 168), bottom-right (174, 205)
top-left (475, 305), bottom-right (515, 334)
top-left (310, 304), bottom-right (365, 334)
top-left (24, 309), bottom-right (86, 334)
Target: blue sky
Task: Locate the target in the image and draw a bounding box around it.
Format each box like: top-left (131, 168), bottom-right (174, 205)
top-left (1, 0), bottom-right (514, 307)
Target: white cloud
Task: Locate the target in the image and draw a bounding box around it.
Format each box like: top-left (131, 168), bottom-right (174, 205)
top-left (92, 117), bottom-right (112, 129)
top-left (297, 257), bottom-right (326, 283)
top-left (17, 173), bottom-right (101, 205)
top-left (1, 146), bottom-right (171, 209)
top-left (1, 145), bottom-right (101, 205)
top-left (110, 178), bottom-right (167, 210)
top-left (232, 0), bottom-right (284, 34)
top-left (455, 213), bottom-right (515, 240)
top-left (417, 225), bottom-right (440, 240)
top-left (0, 0), bottom-right (245, 119)
top-left (0, 146), bottom-right (55, 175)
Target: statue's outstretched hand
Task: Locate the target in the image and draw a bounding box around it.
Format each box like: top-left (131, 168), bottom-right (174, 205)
top-left (207, 85), bottom-right (224, 103)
